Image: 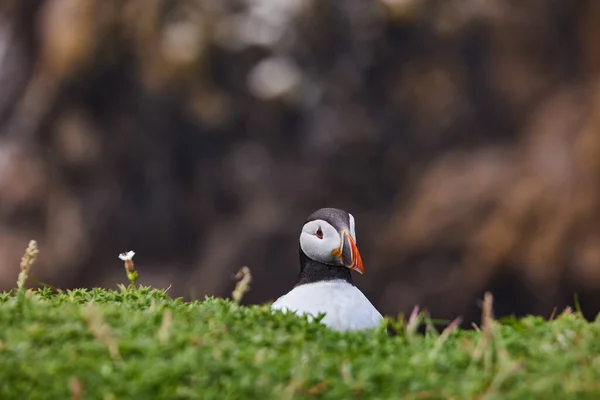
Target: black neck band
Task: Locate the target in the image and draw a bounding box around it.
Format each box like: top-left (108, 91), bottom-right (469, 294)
top-left (295, 247), bottom-right (354, 287)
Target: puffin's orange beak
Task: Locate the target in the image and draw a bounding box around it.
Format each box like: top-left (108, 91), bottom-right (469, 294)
top-left (334, 229), bottom-right (364, 274)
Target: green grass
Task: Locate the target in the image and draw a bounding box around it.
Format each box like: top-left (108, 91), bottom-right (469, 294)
top-left (1, 286), bottom-right (600, 400)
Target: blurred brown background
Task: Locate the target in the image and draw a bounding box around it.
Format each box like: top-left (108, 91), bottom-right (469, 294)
top-left (1, 0), bottom-right (600, 325)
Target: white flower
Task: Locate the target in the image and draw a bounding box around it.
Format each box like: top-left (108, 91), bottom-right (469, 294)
top-left (118, 251), bottom-right (135, 261)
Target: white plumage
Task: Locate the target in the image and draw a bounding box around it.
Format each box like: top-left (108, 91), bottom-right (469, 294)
top-left (271, 279), bottom-right (383, 332)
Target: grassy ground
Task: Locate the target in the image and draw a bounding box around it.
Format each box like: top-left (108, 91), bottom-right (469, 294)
top-left (1, 243), bottom-right (600, 399)
top-left (1, 285), bottom-right (600, 400)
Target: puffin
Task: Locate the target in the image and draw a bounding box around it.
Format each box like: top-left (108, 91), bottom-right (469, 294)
top-left (271, 207), bottom-right (383, 331)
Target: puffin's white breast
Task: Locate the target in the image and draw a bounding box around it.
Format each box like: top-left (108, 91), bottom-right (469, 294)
top-left (271, 280), bottom-right (383, 332)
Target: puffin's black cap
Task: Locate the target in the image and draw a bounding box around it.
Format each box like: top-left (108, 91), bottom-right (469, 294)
top-left (305, 207), bottom-right (351, 232)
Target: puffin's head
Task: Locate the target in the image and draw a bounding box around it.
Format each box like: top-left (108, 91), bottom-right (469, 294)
top-left (299, 207), bottom-right (364, 274)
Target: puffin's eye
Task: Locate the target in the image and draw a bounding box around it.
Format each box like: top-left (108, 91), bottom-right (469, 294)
top-left (315, 227), bottom-right (324, 239)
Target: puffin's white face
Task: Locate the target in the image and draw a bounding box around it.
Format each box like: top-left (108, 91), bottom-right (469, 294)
top-left (299, 214), bottom-right (363, 274)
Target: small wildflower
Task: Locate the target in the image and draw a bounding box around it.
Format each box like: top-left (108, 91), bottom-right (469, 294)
top-left (119, 251), bottom-right (135, 270)
top-left (118, 250), bottom-right (138, 285)
top-left (118, 250), bottom-right (135, 260)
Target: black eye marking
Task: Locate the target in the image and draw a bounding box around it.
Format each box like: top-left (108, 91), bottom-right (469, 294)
top-left (316, 227), bottom-right (324, 239)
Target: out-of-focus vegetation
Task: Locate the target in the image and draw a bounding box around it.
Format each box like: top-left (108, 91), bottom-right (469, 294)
top-left (2, 286), bottom-right (600, 399)
top-left (0, 0), bottom-right (599, 324)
